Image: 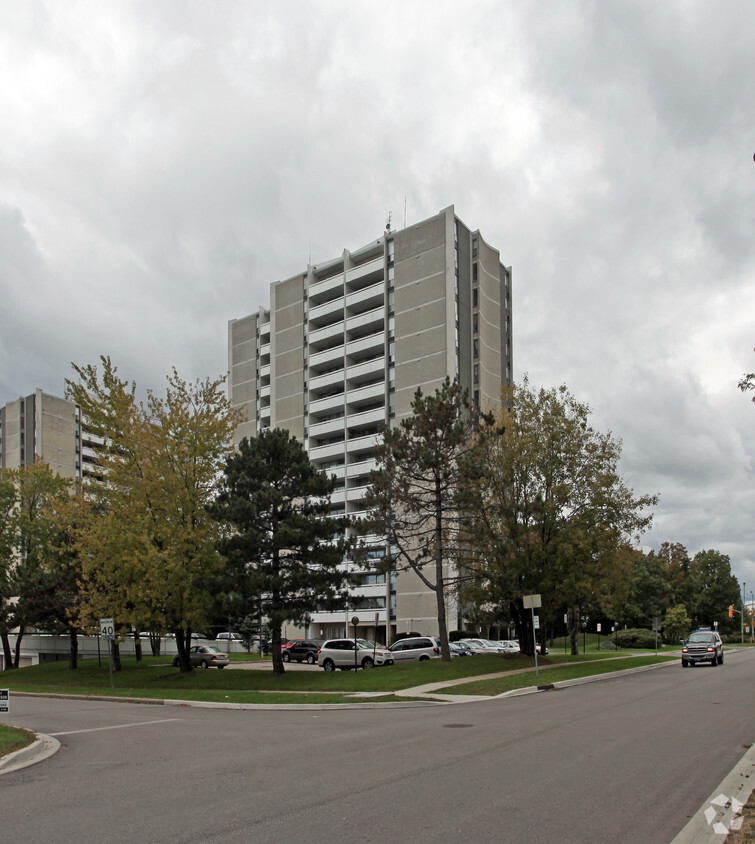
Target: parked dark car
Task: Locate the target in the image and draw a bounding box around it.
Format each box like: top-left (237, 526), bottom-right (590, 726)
top-left (681, 630), bottom-right (723, 666)
top-left (282, 639), bottom-right (324, 664)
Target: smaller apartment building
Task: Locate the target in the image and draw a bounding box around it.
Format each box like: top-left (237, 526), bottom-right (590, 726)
top-left (0, 389), bottom-right (100, 482)
top-left (228, 205), bottom-right (512, 643)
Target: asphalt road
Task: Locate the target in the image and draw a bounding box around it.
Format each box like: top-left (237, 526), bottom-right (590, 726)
top-left (2, 649), bottom-right (753, 844)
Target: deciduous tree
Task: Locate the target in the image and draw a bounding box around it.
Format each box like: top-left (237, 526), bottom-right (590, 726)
top-left (663, 604), bottom-right (692, 645)
top-left (739, 348), bottom-right (754, 401)
top-left (0, 472), bottom-right (17, 670)
top-left (465, 378), bottom-right (657, 655)
top-left (688, 549), bottom-right (740, 632)
top-left (0, 462), bottom-right (72, 668)
top-left (67, 357), bottom-right (242, 672)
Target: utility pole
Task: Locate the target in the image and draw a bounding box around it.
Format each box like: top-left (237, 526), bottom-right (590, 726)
top-left (742, 582), bottom-right (746, 645)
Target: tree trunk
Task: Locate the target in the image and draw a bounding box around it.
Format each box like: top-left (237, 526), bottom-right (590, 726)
top-left (13, 624), bottom-right (25, 669)
top-left (174, 629), bottom-right (192, 672)
top-left (68, 626), bottom-right (78, 669)
top-left (271, 623), bottom-right (284, 675)
top-left (134, 634), bottom-right (143, 662)
top-left (511, 602), bottom-right (533, 656)
top-left (110, 638), bottom-right (122, 672)
top-left (0, 631), bottom-right (14, 670)
top-left (567, 605), bottom-right (579, 656)
top-left (435, 483), bottom-right (451, 661)
top-left (149, 633), bottom-right (161, 656)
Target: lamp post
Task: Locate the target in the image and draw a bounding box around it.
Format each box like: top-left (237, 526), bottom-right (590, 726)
top-left (351, 616), bottom-right (360, 671)
top-left (742, 582), bottom-right (746, 645)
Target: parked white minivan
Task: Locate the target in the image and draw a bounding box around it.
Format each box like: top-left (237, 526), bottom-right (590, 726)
top-left (388, 636), bottom-right (442, 662)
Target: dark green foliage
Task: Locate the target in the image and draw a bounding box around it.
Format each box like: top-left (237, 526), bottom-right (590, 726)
top-left (212, 429), bottom-right (354, 674)
top-left (615, 628), bottom-right (659, 649)
top-left (366, 377), bottom-right (496, 661)
top-left (391, 631), bottom-right (422, 644)
top-left (450, 630), bottom-right (478, 641)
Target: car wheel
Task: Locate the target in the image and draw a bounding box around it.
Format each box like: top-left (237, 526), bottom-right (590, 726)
top-left (306, 653), bottom-right (316, 665)
top-left (217, 664), bottom-right (225, 669)
top-left (322, 659), bottom-right (336, 672)
top-left (419, 655), bottom-right (430, 661)
top-left (282, 652), bottom-right (290, 663)
top-left (361, 657), bottom-right (374, 669)
top-left (681, 659), bottom-right (689, 667)
top-left (200, 660), bottom-right (209, 669)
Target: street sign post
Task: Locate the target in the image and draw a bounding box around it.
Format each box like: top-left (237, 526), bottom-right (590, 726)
top-left (0, 689), bottom-right (8, 714)
top-left (99, 617), bottom-right (115, 689)
top-left (523, 595), bottom-right (541, 678)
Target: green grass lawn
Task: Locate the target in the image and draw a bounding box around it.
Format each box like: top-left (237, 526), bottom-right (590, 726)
top-left (0, 650), bottom-right (676, 705)
top-left (437, 654), bottom-right (678, 696)
top-left (0, 723), bottom-right (36, 755)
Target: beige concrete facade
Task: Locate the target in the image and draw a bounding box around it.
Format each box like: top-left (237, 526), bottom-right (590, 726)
top-left (228, 205), bottom-right (512, 641)
top-left (0, 390), bottom-right (80, 480)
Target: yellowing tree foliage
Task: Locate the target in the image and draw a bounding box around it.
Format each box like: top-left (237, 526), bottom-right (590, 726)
top-left (465, 378), bottom-right (658, 655)
top-left (66, 357), bottom-right (243, 671)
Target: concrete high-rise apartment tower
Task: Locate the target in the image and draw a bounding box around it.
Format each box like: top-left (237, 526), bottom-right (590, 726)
top-left (228, 205), bottom-right (512, 642)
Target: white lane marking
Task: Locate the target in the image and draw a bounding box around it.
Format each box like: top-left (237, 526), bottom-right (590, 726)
top-left (50, 718), bottom-right (180, 736)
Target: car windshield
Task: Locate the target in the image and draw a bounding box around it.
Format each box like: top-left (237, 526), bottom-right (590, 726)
top-left (688, 633), bottom-right (715, 643)
top-left (205, 646), bottom-right (222, 654)
top-left (357, 639), bottom-right (380, 649)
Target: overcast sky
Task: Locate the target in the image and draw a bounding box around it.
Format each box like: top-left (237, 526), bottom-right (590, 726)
top-left (1, 2), bottom-right (753, 586)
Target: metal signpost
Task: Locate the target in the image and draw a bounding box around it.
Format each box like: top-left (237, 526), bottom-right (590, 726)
top-left (100, 617), bottom-right (115, 690)
top-left (652, 616), bottom-right (661, 656)
top-left (523, 594), bottom-right (541, 679)
top-left (351, 616), bottom-right (360, 671)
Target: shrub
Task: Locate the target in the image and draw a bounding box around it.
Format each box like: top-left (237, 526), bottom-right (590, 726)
top-left (615, 628), bottom-right (659, 649)
top-left (450, 630), bottom-right (478, 642)
top-left (391, 631), bottom-right (423, 644)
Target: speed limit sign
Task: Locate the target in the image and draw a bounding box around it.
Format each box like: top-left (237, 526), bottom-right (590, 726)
top-left (100, 617), bottom-right (115, 639)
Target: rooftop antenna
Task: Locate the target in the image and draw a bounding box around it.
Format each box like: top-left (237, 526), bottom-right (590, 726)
top-left (386, 212), bottom-right (392, 232)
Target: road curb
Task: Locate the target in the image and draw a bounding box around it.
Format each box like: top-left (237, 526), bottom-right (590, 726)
top-left (670, 742), bottom-right (755, 843)
top-left (0, 732), bottom-right (60, 776)
top-left (493, 658), bottom-right (677, 699)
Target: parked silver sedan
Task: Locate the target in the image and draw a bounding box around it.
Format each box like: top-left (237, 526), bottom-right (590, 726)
top-left (172, 645), bottom-right (229, 669)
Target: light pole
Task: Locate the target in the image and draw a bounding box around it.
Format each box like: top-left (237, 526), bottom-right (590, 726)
top-left (742, 582), bottom-right (746, 645)
top-left (352, 615), bottom-right (360, 671)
